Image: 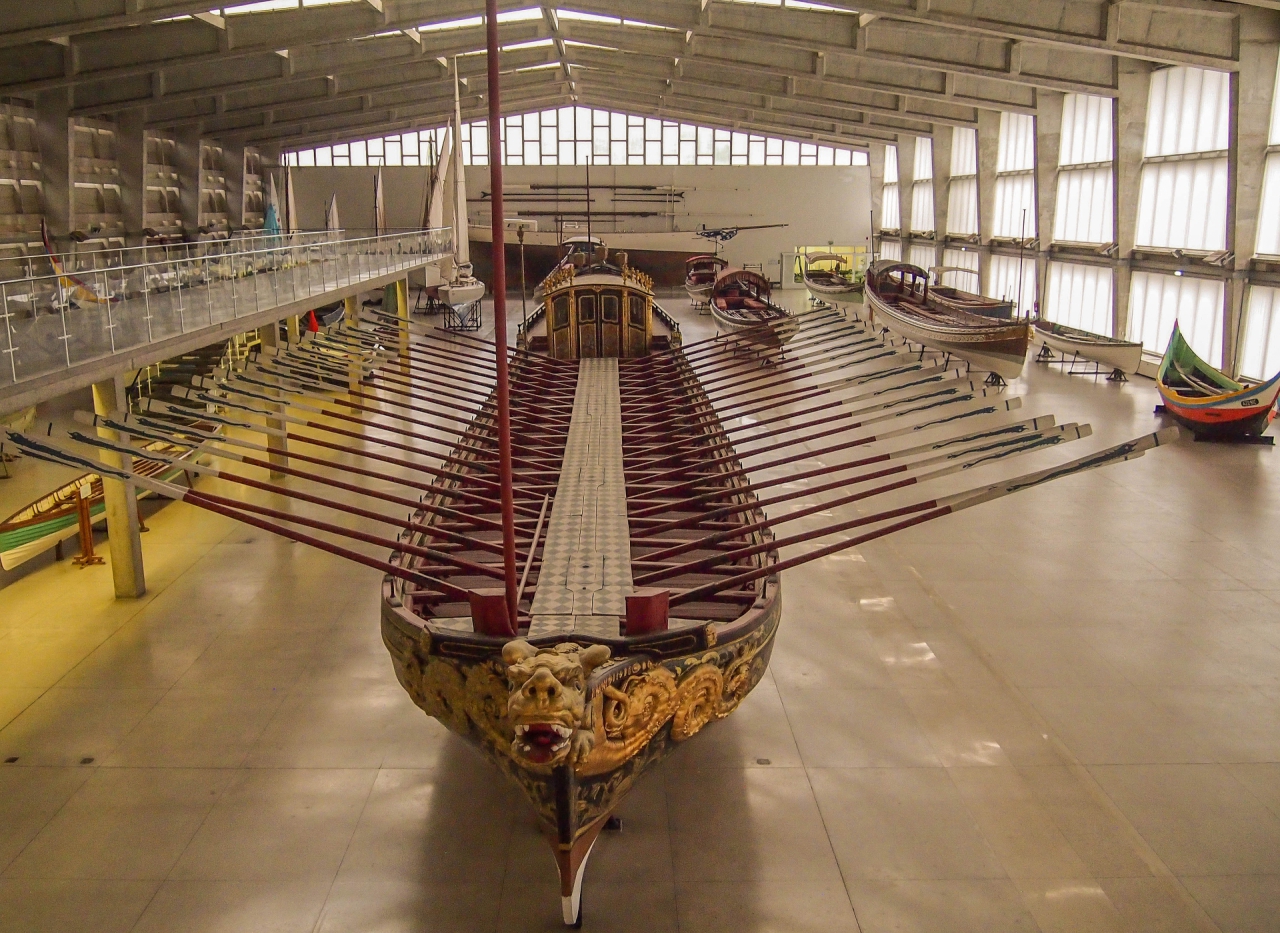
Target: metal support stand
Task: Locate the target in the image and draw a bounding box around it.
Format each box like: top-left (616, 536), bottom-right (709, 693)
top-left (1036, 345), bottom-right (1128, 382)
top-left (442, 299), bottom-right (482, 332)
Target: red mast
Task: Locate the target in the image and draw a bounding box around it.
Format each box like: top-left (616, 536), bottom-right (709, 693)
top-left (485, 0), bottom-right (519, 628)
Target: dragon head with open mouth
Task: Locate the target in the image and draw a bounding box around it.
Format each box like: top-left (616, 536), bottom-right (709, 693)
top-left (502, 640), bottom-right (611, 769)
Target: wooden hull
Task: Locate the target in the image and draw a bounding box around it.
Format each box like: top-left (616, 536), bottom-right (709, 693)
top-left (710, 303), bottom-right (799, 347)
top-left (1034, 321), bottom-right (1143, 374)
top-left (1158, 372), bottom-right (1280, 439)
top-left (1157, 323), bottom-right (1280, 440)
top-left (803, 273), bottom-right (863, 305)
top-left (866, 289), bottom-right (1030, 381)
top-left (684, 279), bottom-right (714, 302)
top-left (381, 579), bottom-right (779, 915)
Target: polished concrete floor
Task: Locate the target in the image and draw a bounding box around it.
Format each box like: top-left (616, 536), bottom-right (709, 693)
top-left (1, 291), bottom-right (1279, 932)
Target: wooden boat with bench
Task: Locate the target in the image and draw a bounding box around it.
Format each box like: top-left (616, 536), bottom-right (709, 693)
top-left (684, 254), bottom-right (726, 305)
top-left (802, 251), bottom-right (864, 305)
top-left (865, 260), bottom-right (1031, 382)
top-left (1156, 322), bottom-right (1280, 443)
top-left (710, 267), bottom-right (798, 348)
top-left (1033, 319), bottom-right (1143, 380)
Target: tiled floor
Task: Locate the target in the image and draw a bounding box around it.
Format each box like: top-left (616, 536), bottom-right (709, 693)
top-left (1, 290), bottom-right (1278, 931)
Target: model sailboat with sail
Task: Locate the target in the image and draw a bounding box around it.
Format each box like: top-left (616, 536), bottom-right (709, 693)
top-left (437, 59), bottom-right (486, 313)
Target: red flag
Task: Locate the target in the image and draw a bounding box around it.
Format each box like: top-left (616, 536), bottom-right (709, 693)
top-left (306, 309), bottom-right (320, 333)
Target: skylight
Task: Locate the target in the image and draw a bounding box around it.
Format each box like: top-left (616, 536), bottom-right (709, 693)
top-left (419, 8), bottom-right (543, 33)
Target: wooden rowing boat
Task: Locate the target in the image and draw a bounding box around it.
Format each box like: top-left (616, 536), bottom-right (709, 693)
top-left (684, 254), bottom-right (726, 304)
top-left (1156, 322), bottom-right (1280, 443)
top-left (710, 267), bottom-right (798, 348)
top-left (802, 251), bottom-right (863, 304)
top-left (1033, 319), bottom-right (1143, 378)
top-left (0, 437), bottom-right (202, 570)
top-left (865, 260), bottom-right (1031, 382)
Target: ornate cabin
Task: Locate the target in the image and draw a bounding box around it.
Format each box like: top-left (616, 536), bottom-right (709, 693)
top-left (540, 249), bottom-right (655, 360)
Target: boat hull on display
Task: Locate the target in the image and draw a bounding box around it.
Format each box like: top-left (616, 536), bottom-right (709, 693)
top-left (1156, 323), bottom-right (1280, 441)
top-left (865, 260), bottom-right (1031, 382)
top-left (710, 267), bottom-right (798, 349)
top-left (1033, 320), bottom-right (1144, 376)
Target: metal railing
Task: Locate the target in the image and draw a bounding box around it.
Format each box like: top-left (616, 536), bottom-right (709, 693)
top-left (0, 228), bottom-right (452, 392)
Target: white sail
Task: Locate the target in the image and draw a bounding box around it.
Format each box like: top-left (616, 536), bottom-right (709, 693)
top-left (325, 192), bottom-right (340, 233)
top-left (284, 166), bottom-right (298, 234)
top-left (451, 60), bottom-right (470, 266)
top-left (374, 167), bottom-right (386, 237)
top-left (428, 129), bottom-right (452, 232)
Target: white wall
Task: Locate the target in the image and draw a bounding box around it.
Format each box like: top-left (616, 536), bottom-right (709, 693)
top-left (288, 164), bottom-right (870, 283)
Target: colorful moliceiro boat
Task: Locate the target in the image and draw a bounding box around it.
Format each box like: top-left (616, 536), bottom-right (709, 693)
top-left (1033, 319), bottom-right (1144, 379)
top-left (1157, 322), bottom-right (1280, 442)
top-left (710, 267), bottom-right (798, 348)
top-left (864, 260), bottom-right (1031, 382)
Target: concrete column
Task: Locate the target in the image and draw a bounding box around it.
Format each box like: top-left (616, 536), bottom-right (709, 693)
top-left (117, 111), bottom-right (146, 247)
top-left (256, 321), bottom-right (289, 477)
top-left (35, 88), bottom-right (74, 242)
top-left (896, 135), bottom-right (917, 254)
top-left (931, 127), bottom-right (953, 272)
top-left (1034, 93), bottom-right (1065, 315)
top-left (386, 278), bottom-right (410, 375)
top-left (976, 110), bottom-right (1001, 295)
top-left (1225, 13), bottom-right (1280, 376)
top-left (225, 144), bottom-right (248, 231)
top-left (1114, 60), bottom-right (1152, 341)
top-left (868, 142), bottom-right (885, 259)
top-left (91, 376), bottom-right (146, 598)
top-left (345, 295), bottom-right (362, 393)
top-left (175, 126), bottom-right (202, 239)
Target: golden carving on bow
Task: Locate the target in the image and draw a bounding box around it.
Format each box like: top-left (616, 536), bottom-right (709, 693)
top-left (502, 640), bottom-right (612, 771)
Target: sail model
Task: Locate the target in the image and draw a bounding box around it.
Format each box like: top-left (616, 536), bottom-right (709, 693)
top-left (436, 60), bottom-right (485, 312)
top-left (865, 260), bottom-right (1031, 382)
top-left (1156, 322), bottom-right (1280, 442)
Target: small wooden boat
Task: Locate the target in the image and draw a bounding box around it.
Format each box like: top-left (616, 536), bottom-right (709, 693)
top-left (710, 267), bottom-right (798, 348)
top-left (1033, 319), bottom-right (1143, 379)
top-left (1156, 322), bottom-right (1280, 443)
top-left (802, 252), bottom-right (863, 305)
top-left (865, 260), bottom-right (1031, 382)
top-left (0, 438), bottom-right (200, 570)
top-left (684, 254), bottom-right (726, 305)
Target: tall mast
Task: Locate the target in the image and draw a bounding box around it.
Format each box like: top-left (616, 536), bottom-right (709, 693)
top-left (586, 159), bottom-right (592, 244)
top-left (485, 0), bottom-right (519, 628)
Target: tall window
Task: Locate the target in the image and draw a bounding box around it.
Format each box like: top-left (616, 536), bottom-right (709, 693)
top-left (988, 254), bottom-right (1037, 316)
top-left (947, 127), bottom-right (978, 237)
top-left (1046, 262), bottom-right (1113, 335)
top-left (1128, 271), bottom-right (1224, 365)
top-left (993, 113), bottom-right (1036, 239)
top-left (1054, 94), bottom-right (1114, 244)
top-left (911, 138), bottom-right (934, 235)
top-left (879, 238), bottom-right (902, 262)
top-left (1256, 61), bottom-right (1280, 256)
top-left (940, 247), bottom-right (979, 291)
top-left (909, 244), bottom-right (935, 271)
top-left (1135, 66), bottom-right (1230, 251)
top-left (1241, 287), bottom-right (1280, 379)
top-left (282, 106), bottom-right (867, 167)
top-left (882, 144), bottom-right (900, 231)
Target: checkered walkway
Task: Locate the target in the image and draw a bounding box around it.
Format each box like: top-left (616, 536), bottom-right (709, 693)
top-left (528, 358), bottom-right (633, 639)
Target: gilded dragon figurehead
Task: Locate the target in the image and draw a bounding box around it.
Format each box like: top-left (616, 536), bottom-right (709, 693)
top-left (502, 640), bottom-right (611, 769)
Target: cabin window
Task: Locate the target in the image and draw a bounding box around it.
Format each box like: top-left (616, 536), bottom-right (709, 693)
top-left (601, 293), bottom-right (620, 323)
top-left (579, 294), bottom-right (597, 322)
top-left (629, 295), bottom-right (645, 327)
top-left (552, 295), bottom-right (570, 329)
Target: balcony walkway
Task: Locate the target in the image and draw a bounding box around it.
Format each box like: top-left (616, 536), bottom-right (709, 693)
top-left (0, 229), bottom-right (452, 410)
